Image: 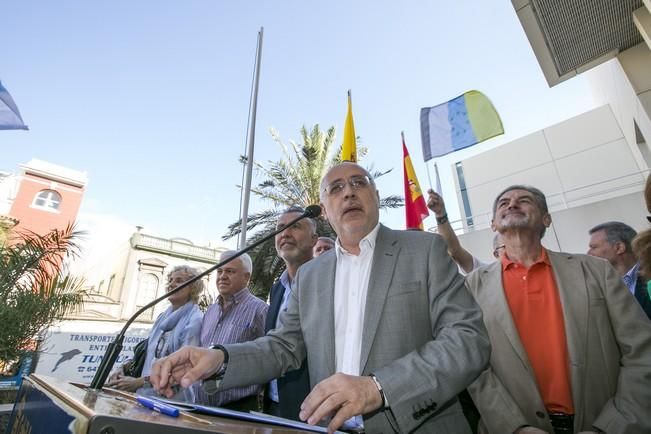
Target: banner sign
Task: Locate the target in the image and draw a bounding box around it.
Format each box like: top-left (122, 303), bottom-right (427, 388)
top-left (34, 321), bottom-right (149, 383)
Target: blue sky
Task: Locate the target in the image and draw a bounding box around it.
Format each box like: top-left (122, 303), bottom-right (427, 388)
top-left (1, 1), bottom-right (597, 248)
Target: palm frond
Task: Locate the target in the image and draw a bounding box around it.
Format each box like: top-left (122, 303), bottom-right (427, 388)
top-left (0, 225), bottom-right (86, 366)
top-left (225, 125), bottom-right (399, 293)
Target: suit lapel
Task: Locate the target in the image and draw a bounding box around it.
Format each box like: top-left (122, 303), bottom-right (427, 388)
top-left (548, 251), bottom-right (587, 412)
top-left (482, 262), bottom-right (531, 369)
top-left (265, 281), bottom-right (284, 332)
top-left (315, 251), bottom-right (338, 376)
top-left (360, 225), bottom-right (399, 372)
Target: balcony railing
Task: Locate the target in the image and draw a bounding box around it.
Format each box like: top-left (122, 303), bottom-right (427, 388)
top-left (430, 169), bottom-right (648, 235)
top-left (131, 233), bottom-right (223, 262)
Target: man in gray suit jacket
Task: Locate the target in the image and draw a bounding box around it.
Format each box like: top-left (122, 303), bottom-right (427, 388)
top-left (466, 185), bottom-right (651, 434)
top-left (151, 162), bottom-right (490, 433)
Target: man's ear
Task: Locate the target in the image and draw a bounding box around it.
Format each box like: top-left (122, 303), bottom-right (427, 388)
top-left (542, 213), bottom-right (552, 228)
top-left (614, 241), bottom-right (627, 255)
top-left (490, 219), bottom-right (496, 232)
top-left (320, 203), bottom-right (328, 222)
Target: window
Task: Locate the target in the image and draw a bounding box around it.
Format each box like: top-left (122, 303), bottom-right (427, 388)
top-left (136, 273), bottom-right (159, 320)
top-left (634, 121), bottom-right (651, 168)
top-left (32, 189), bottom-right (62, 211)
top-left (106, 274), bottom-right (116, 296)
top-left (455, 162), bottom-right (474, 227)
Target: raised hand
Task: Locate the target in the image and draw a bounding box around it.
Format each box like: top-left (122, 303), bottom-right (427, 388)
top-left (427, 189), bottom-right (446, 217)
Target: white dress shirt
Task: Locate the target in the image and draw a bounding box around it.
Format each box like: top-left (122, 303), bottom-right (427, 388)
top-left (333, 223), bottom-right (380, 428)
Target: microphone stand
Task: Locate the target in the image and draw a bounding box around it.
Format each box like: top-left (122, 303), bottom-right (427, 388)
top-left (90, 205), bottom-right (321, 390)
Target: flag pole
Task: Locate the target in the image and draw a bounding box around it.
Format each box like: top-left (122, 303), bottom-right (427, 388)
top-left (425, 162), bottom-right (434, 191)
top-left (433, 161), bottom-right (442, 195)
top-left (239, 27), bottom-right (264, 249)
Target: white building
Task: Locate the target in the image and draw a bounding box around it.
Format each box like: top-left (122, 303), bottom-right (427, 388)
top-left (73, 228), bottom-right (225, 322)
top-left (440, 0), bottom-right (651, 262)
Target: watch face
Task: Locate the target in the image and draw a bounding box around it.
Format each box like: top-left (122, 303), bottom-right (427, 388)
top-left (202, 347), bottom-right (227, 395)
top-left (202, 377), bottom-right (222, 395)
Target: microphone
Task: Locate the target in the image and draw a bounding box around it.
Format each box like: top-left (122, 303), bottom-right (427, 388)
top-left (304, 204), bottom-right (322, 218)
top-left (90, 205), bottom-right (322, 390)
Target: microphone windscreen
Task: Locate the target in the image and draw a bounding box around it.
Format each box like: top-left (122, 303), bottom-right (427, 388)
top-left (304, 205), bottom-right (322, 218)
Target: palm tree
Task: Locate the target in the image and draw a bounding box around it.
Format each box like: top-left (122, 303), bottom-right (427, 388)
top-left (0, 225), bottom-right (86, 374)
top-left (223, 124), bottom-right (403, 297)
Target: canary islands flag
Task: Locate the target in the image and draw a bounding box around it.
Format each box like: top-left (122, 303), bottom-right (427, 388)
top-left (340, 90), bottom-right (357, 162)
top-left (0, 81), bottom-right (28, 130)
top-left (420, 90), bottom-right (502, 161)
top-left (403, 134), bottom-right (429, 230)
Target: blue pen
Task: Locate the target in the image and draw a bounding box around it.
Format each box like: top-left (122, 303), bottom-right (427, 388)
top-left (136, 395), bottom-right (180, 417)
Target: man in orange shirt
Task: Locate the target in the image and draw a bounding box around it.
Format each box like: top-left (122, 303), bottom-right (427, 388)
top-left (465, 185), bottom-right (651, 434)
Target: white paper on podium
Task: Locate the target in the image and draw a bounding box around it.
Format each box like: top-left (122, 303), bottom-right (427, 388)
top-left (155, 397), bottom-right (349, 433)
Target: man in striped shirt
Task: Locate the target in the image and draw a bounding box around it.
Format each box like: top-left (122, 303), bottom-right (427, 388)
top-left (195, 251), bottom-right (268, 411)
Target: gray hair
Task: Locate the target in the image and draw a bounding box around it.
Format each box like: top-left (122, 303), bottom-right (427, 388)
top-left (492, 185), bottom-right (548, 216)
top-left (589, 221), bottom-right (637, 254)
top-left (492, 185), bottom-right (549, 237)
top-left (219, 250), bottom-right (252, 274)
top-left (168, 265), bottom-right (204, 303)
top-left (280, 206), bottom-right (317, 234)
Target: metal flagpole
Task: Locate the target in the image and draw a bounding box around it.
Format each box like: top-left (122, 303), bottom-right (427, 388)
top-left (239, 27), bottom-right (264, 249)
top-left (433, 161), bottom-right (443, 195)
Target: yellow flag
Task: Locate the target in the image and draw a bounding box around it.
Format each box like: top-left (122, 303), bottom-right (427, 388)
top-left (341, 90), bottom-right (357, 162)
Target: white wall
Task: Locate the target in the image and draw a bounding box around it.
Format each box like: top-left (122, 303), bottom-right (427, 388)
top-left (456, 105), bottom-right (646, 227)
top-left (458, 191), bottom-right (647, 263)
top-left (588, 43), bottom-right (651, 171)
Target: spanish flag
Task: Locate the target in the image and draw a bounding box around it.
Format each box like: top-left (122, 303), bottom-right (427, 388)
top-left (340, 90), bottom-right (357, 162)
top-left (403, 133), bottom-right (429, 230)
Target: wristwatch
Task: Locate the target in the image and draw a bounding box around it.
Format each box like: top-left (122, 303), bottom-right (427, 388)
top-left (202, 345), bottom-right (229, 395)
top-left (369, 373), bottom-right (389, 409)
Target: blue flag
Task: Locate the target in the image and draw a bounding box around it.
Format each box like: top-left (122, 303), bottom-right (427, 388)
top-left (420, 90), bottom-right (502, 161)
top-left (0, 81), bottom-right (28, 130)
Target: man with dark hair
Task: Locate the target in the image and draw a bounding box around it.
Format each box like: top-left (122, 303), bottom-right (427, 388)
top-left (264, 207), bottom-right (317, 420)
top-left (588, 221), bottom-right (651, 318)
top-left (152, 162), bottom-right (490, 434)
top-left (466, 185), bottom-right (651, 434)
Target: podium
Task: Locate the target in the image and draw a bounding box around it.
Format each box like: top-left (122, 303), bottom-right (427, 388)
top-left (7, 374), bottom-right (318, 434)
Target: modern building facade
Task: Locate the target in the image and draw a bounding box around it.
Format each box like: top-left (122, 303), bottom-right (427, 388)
top-left (438, 1), bottom-right (651, 262)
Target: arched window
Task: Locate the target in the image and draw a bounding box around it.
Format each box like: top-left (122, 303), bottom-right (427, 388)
top-left (32, 189), bottom-right (62, 211)
top-left (136, 273), bottom-right (159, 320)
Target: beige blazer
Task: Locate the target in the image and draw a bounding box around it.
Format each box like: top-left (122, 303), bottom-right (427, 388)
top-left (465, 251), bottom-right (651, 434)
top-left (221, 225), bottom-right (491, 433)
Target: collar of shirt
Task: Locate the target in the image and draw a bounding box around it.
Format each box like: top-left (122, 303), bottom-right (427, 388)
top-left (277, 269), bottom-right (293, 324)
top-left (623, 262), bottom-right (640, 293)
top-left (501, 247), bottom-right (550, 271)
top-left (279, 269), bottom-right (291, 292)
top-left (217, 286), bottom-right (251, 307)
top-left (334, 223), bottom-right (381, 259)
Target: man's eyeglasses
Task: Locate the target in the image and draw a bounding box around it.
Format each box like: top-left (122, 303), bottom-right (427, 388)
top-left (323, 175), bottom-right (372, 196)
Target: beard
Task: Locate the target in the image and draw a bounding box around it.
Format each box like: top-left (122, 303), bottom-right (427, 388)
top-left (278, 245), bottom-right (312, 264)
top-left (495, 214), bottom-right (532, 231)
